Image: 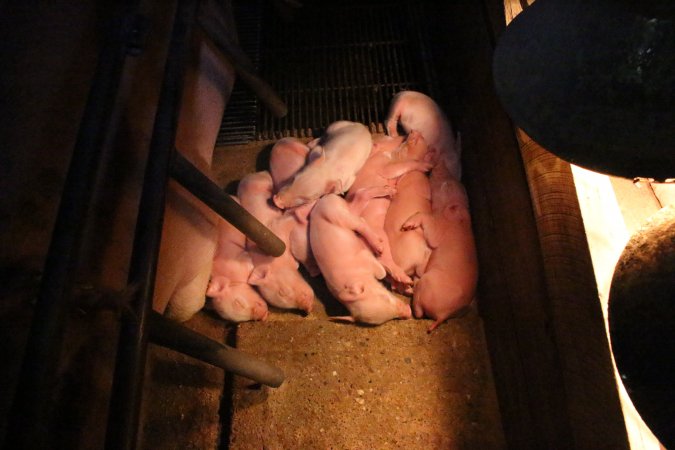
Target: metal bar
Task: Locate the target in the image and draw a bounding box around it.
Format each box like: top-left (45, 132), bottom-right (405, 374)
top-left (104, 1), bottom-right (197, 448)
top-left (170, 151), bottom-right (285, 256)
top-left (148, 311), bottom-right (285, 387)
top-left (2, 4), bottom-right (139, 449)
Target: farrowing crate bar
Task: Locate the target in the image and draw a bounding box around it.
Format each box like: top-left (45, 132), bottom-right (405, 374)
top-left (3, 1), bottom-right (287, 449)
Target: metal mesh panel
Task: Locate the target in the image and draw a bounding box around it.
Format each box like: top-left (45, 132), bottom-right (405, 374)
top-left (216, 0), bottom-right (261, 145)
top-left (217, 0), bottom-right (436, 145)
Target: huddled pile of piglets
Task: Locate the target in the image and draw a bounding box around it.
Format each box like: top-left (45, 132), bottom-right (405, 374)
top-left (206, 91), bottom-right (478, 331)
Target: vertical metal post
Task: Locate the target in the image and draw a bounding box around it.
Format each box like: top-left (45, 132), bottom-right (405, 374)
top-left (2, 4), bottom-right (139, 449)
top-left (104, 1), bottom-right (197, 448)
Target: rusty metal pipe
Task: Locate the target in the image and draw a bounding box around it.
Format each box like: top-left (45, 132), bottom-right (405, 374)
top-left (198, 0), bottom-right (288, 118)
top-left (170, 151), bottom-right (285, 257)
top-left (148, 311), bottom-right (285, 387)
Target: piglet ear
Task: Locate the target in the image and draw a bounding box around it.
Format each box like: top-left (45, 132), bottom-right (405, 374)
top-left (206, 276), bottom-right (230, 297)
top-left (248, 265), bottom-right (270, 286)
top-left (340, 282), bottom-right (365, 302)
top-left (292, 201), bottom-right (315, 223)
top-left (307, 147), bottom-right (325, 165)
top-left (324, 179), bottom-right (343, 195)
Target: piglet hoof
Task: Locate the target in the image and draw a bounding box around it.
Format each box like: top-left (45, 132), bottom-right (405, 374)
top-left (369, 238), bottom-right (384, 255)
top-left (301, 299), bottom-right (314, 314)
top-left (375, 245), bottom-right (384, 255)
top-left (329, 316), bottom-right (356, 324)
top-left (389, 269), bottom-right (412, 286)
top-left (389, 279), bottom-right (414, 296)
top-left (427, 319), bottom-right (444, 333)
top-left (383, 185), bottom-right (397, 197)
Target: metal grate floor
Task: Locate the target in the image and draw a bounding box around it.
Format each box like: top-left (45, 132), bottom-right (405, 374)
top-left (217, 0), bottom-right (437, 145)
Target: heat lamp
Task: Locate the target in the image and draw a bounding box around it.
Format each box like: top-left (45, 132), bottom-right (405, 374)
top-left (492, 1), bottom-right (675, 447)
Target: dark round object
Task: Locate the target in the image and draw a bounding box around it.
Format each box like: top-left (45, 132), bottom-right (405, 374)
top-left (608, 205), bottom-right (675, 448)
top-left (493, 0), bottom-right (675, 180)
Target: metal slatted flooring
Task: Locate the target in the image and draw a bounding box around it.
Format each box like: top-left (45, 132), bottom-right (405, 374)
top-left (216, 0), bottom-right (261, 145)
top-left (217, 0), bottom-right (437, 145)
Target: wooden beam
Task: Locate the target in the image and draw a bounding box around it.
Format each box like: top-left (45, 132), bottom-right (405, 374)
top-left (430, 1), bottom-right (571, 447)
top-left (488, 1), bottom-right (629, 448)
top-left (517, 131), bottom-right (629, 450)
top-left (428, 0), bottom-right (629, 447)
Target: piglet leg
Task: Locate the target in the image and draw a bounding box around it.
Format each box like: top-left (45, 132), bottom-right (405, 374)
top-left (401, 212), bottom-right (443, 249)
top-left (326, 192), bottom-right (385, 256)
top-left (390, 278), bottom-right (415, 296)
top-left (378, 160), bottom-right (433, 180)
top-left (350, 186), bottom-right (413, 286)
top-left (385, 109), bottom-right (402, 137)
top-left (351, 216), bottom-right (384, 256)
top-left (348, 185), bottom-right (395, 214)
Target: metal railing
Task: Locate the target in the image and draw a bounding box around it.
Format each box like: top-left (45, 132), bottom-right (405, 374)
top-left (3, 1), bottom-right (287, 449)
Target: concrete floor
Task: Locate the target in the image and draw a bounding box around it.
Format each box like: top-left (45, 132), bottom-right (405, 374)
top-left (229, 315), bottom-right (505, 449)
top-left (141, 312), bottom-right (233, 450)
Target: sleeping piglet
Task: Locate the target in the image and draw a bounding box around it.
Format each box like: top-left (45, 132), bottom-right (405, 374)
top-left (273, 120), bottom-right (372, 209)
top-left (206, 200), bottom-right (269, 322)
top-left (385, 90), bottom-right (461, 180)
top-left (401, 162), bottom-right (477, 331)
top-left (310, 192), bottom-right (412, 325)
top-left (269, 137), bottom-right (310, 193)
top-left (237, 171), bottom-right (282, 224)
top-left (237, 171), bottom-right (314, 313)
top-left (384, 169), bottom-right (433, 291)
top-left (345, 131), bottom-right (432, 287)
top-left (381, 130), bottom-right (434, 290)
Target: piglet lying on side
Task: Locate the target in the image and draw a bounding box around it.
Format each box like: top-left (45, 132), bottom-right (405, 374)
top-left (273, 121), bottom-right (372, 209)
top-left (385, 90), bottom-right (461, 180)
top-left (346, 131), bottom-right (432, 287)
top-left (382, 131), bottom-right (434, 287)
top-left (384, 169), bottom-right (432, 288)
top-left (238, 171), bottom-right (315, 313)
top-left (269, 137), bottom-right (310, 192)
top-left (310, 192), bottom-right (412, 325)
top-left (401, 162), bottom-right (478, 331)
top-left (206, 197), bottom-right (269, 322)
